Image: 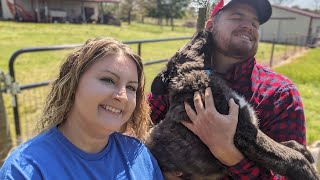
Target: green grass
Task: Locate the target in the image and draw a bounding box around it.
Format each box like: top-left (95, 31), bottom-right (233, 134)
top-left (0, 21), bottom-right (196, 143)
top-left (274, 48), bottom-right (320, 144)
top-left (0, 21), bottom-right (193, 68)
top-left (0, 21), bottom-right (308, 144)
top-left (0, 21), bottom-right (195, 90)
top-left (0, 21), bottom-right (294, 90)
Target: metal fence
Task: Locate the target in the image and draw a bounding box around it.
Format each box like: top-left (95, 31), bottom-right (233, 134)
top-left (0, 37), bottom-right (191, 145)
top-left (0, 35), bottom-right (308, 164)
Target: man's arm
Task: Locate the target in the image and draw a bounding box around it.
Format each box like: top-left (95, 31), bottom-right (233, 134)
top-left (182, 85), bottom-right (306, 179)
top-left (260, 84), bottom-right (306, 145)
top-left (182, 88), bottom-right (243, 166)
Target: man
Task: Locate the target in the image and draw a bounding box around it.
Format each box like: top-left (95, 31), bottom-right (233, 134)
top-left (148, 0), bottom-right (306, 179)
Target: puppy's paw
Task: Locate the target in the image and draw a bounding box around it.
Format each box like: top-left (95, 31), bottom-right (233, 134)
top-left (281, 140), bottom-right (315, 164)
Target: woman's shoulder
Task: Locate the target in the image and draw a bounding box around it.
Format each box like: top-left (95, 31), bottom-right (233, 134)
top-left (4, 127), bottom-right (60, 163)
top-left (111, 132), bottom-right (164, 179)
top-left (112, 132), bottom-right (145, 148)
top-left (0, 128), bottom-right (59, 178)
top-left (111, 132), bottom-right (153, 157)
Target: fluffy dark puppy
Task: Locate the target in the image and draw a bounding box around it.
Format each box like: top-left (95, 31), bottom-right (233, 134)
top-left (145, 30), bottom-right (319, 180)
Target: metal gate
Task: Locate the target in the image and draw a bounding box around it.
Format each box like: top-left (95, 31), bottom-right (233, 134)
top-left (0, 36), bottom-right (191, 146)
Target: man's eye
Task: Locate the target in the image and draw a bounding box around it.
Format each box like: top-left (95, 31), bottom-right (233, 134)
top-left (230, 15), bottom-right (241, 20)
top-left (253, 22), bottom-right (260, 29)
top-left (127, 85), bottom-right (137, 92)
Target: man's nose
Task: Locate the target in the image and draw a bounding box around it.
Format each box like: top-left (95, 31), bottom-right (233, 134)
top-left (241, 19), bottom-right (255, 31)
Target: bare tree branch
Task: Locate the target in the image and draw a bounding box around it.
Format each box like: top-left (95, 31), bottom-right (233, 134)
top-left (314, 0), bottom-right (320, 12)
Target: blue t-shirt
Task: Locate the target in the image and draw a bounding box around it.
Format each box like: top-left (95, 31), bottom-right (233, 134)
top-left (0, 127), bottom-right (164, 180)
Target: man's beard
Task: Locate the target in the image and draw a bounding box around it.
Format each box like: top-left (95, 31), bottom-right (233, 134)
top-left (212, 29), bottom-right (258, 60)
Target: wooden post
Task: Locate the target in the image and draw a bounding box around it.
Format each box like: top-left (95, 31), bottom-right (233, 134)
top-left (196, 7), bottom-right (207, 32)
top-left (0, 92), bottom-right (13, 166)
top-left (82, 0), bottom-right (86, 23)
top-left (269, 33), bottom-right (276, 68)
top-left (284, 33), bottom-right (288, 58)
top-left (35, 0), bottom-right (40, 22)
top-left (294, 33), bottom-right (297, 52)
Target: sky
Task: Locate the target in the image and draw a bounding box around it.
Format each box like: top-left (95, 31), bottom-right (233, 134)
top-left (286, 0), bottom-right (317, 10)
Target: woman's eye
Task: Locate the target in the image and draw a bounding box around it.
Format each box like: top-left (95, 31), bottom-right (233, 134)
top-left (127, 85), bottom-right (137, 92)
top-left (101, 78), bottom-right (114, 84)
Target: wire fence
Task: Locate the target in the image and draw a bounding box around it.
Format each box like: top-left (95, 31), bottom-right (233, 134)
top-left (0, 35), bottom-right (309, 165)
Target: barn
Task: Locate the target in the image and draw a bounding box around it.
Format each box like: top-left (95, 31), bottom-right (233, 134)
top-left (260, 4), bottom-right (320, 46)
top-left (0, 0), bottom-right (120, 23)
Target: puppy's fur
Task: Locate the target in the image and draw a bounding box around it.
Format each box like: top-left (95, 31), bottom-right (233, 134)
top-left (146, 30), bottom-right (319, 180)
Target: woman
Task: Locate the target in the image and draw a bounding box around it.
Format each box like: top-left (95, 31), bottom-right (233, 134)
top-left (0, 37), bottom-right (164, 180)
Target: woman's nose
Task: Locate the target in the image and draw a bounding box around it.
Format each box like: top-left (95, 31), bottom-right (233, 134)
top-left (113, 86), bottom-right (128, 102)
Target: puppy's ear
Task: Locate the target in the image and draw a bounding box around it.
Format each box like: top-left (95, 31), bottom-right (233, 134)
top-left (151, 67), bottom-right (170, 95)
top-left (181, 30), bottom-right (214, 70)
top-left (151, 30), bottom-right (214, 95)
top-left (151, 50), bottom-right (181, 95)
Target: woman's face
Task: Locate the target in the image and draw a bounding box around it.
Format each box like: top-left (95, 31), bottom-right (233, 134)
top-left (69, 53), bottom-right (138, 135)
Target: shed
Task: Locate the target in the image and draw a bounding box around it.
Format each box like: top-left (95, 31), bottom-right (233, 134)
top-left (260, 4), bottom-right (320, 45)
top-left (0, 0), bottom-right (120, 23)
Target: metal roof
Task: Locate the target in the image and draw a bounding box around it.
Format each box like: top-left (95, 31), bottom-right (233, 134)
top-left (84, 0), bottom-right (120, 3)
top-left (272, 4), bottom-right (320, 19)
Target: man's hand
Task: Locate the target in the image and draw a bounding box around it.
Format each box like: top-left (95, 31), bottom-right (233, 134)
top-left (181, 87), bottom-right (244, 166)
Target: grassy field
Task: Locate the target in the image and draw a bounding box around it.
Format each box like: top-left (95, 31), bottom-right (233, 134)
top-left (0, 21), bottom-right (294, 89)
top-left (274, 48), bottom-right (320, 144)
top-left (0, 21), bottom-right (194, 89)
top-left (0, 21), bottom-right (312, 144)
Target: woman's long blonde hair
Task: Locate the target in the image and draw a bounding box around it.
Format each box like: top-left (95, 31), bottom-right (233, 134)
top-left (37, 37), bottom-right (151, 141)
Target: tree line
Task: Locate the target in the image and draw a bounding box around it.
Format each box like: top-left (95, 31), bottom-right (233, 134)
top-left (103, 0), bottom-right (316, 30)
top-left (102, 0), bottom-right (216, 30)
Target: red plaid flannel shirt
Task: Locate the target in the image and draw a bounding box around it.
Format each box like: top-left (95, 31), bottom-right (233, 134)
top-left (147, 58), bottom-right (306, 180)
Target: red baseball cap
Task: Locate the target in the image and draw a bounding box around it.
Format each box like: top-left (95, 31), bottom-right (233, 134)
top-left (210, 0), bottom-right (272, 24)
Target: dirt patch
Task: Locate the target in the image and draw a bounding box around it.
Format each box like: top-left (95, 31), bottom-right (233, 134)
top-left (272, 49), bottom-right (308, 68)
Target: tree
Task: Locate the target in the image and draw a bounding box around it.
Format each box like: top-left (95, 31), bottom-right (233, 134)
top-left (136, 0), bottom-right (155, 23)
top-left (165, 0), bottom-right (191, 30)
top-left (146, 0), bottom-right (190, 30)
top-left (119, 0), bottom-right (138, 25)
top-left (314, 0), bottom-right (320, 12)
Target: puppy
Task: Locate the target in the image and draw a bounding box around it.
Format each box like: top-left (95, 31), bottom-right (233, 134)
top-left (146, 30), bottom-right (319, 180)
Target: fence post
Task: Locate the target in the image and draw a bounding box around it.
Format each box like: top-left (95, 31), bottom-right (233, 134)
top-left (284, 33), bottom-right (288, 58)
top-left (0, 90), bottom-right (13, 166)
top-left (269, 33), bottom-right (276, 68)
top-left (294, 33), bottom-right (298, 52)
top-left (138, 43), bottom-right (142, 56)
top-left (301, 36), bottom-right (304, 51)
